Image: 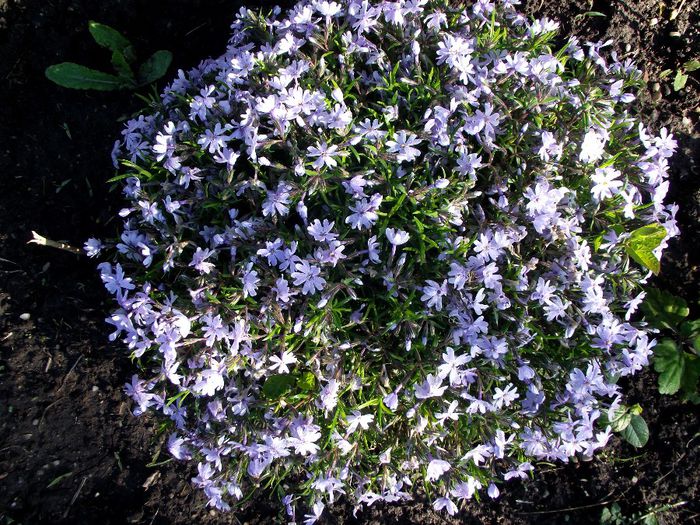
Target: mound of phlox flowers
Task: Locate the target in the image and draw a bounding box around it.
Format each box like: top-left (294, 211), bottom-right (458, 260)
top-left (87, 0), bottom-right (679, 520)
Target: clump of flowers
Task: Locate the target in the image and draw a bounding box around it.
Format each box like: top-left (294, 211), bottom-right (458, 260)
top-left (90, 0), bottom-right (679, 520)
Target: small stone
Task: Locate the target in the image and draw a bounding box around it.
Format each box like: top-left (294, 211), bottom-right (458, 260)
top-left (651, 82), bottom-right (661, 92)
top-left (19, 313), bottom-right (30, 321)
top-left (32, 418), bottom-right (39, 426)
top-left (650, 17), bottom-right (658, 26)
top-left (92, 385), bottom-right (99, 392)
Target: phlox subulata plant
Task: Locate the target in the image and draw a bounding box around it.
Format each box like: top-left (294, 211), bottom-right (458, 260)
top-left (87, 0), bottom-right (679, 520)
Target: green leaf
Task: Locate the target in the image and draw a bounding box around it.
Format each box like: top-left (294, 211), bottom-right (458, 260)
top-left (680, 353), bottom-right (700, 394)
top-left (88, 21), bottom-right (134, 60)
top-left (684, 59), bottom-right (700, 72)
top-left (111, 51), bottom-right (135, 81)
top-left (137, 50), bottom-right (173, 85)
top-left (45, 63), bottom-right (127, 90)
top-left (297, 372), bottom-right (316, 392)
top-left (641, 513), bottom-right (660, 525)
top-left (641, 288), bottom-right (689, 330)
top-left (653, 339), bottom-right (684, 394)
top-left (625, 224), bottom-right (666, 275)
top-left (673, 70), bottom-right (688, 91)
top-left (621, 414), bottom-right (649, 448)
top-left (262, 374), bottom-right (295, 398)
top-left (609, 407), bottom-right (632, 432)
top-left (680, 319), bottom-right (700, 351)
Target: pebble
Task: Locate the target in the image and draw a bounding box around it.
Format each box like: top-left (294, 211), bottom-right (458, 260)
top-left (92, 385), bottom-right (99, 392)
top-left (19, 313), bottom-right (30, 321)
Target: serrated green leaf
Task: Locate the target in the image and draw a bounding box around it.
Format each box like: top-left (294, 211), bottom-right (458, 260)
top-left (684, 59), bottom-right (700, 72)
top-left (680, 319), bottom-right (700, 344)
top-left (641, 288), bottom-right (689, 330)
top-left (625, 224), bottom-right (666, 274)
top-left (138, 50), bottom-right (173, 85)
top-left (621, 414), bottom-right (649, 448)
top-left (262, 374), bottom-right (295, 398)
top-left (673, 70), bottom-right (688, 91)
top-left (45, 63), bottom-right (127, 90)
top-left (653, 339), bottom-right (683, 394)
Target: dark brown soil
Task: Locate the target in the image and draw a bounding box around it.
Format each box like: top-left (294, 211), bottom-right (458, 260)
top-left (0, 1), bottom-right (698, 524)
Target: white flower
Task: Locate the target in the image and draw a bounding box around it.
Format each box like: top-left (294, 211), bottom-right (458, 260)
top-left (433, 495), bottom-right (458, 515)
top-left (579, 129), bottom-right (606, 163)
top-left (307, 141), bottom-right (340, 169)
top-left (426, 459), bottom-right (451, 481)
top-left (268, 350), bottom-right (298, 374)
top-left (386, 130), bottom-right (422, 163)
top-left (385, 228), bottom-right (410, 246)
top-left (591, 166), bottom-right (623, 201)
top-left (346, 410), bottom-right (374, 434)
top-left (414, 374), bottom-right (447, 399)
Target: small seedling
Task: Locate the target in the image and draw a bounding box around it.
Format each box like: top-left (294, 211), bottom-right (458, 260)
top-left (45, 21), bottom-right (172, 91)
top-left (642, 288), bottom-right (700, 403)
top-left (601, 403), bottom-right (649, 448)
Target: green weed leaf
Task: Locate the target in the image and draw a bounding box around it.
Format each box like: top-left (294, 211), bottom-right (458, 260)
top-left (621, 414), bottom-right (649, 448)
top-left (641, 288), bottom-right (689, 330)
top-left (673, 70), bottom-right (688, 91)
top-left (262, 374), bottom-right (295, 398)
top-left (684, 59), bottom-right (700, 72)
top-left (297, 371), bottom-right (316, 392)
top-left (88, 21), bottom-right (134, 61)
top-left (680, 319), bottom-right (700, 351)
top-left (138, 50), bottom-right (173, 85)
top-left (609, 407), bottom-right (632, 432)
top-left (653, 339), bottom-right (683, 394)
top-left (45, 63), bottom-right (127, 90)
top-left (111, 51), bottom-right (135, 81)
top-left (625, 224), bottom-right (666, 275)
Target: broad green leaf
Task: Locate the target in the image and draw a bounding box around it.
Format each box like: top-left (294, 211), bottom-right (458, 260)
top-left (45, 63), bottom-right (126, 90)
top-left (88, 21), bottom-right (134, 60)
top-left (609, 408), bottom-right (632, 432)
top-left (262, 374), bottom-right (296, 398)
top-left (684, 59), bottom-right (700, 72)
top-left (111, 51), bottom-right (135, 81)
top-left (673, 70), bottom-right (688, 91)
top-left (625, 224), bottom-right (666, 275)
top-left (621, 414), bottom-right (649, 448)
top-left (138, 50), bottom-right (173, 85)
top-left (641, 288), bottom-right (689, 330)
top-left (653, 339), bottom-right (683, 394)
top-left (297, 371), bottom-right (316, 392)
